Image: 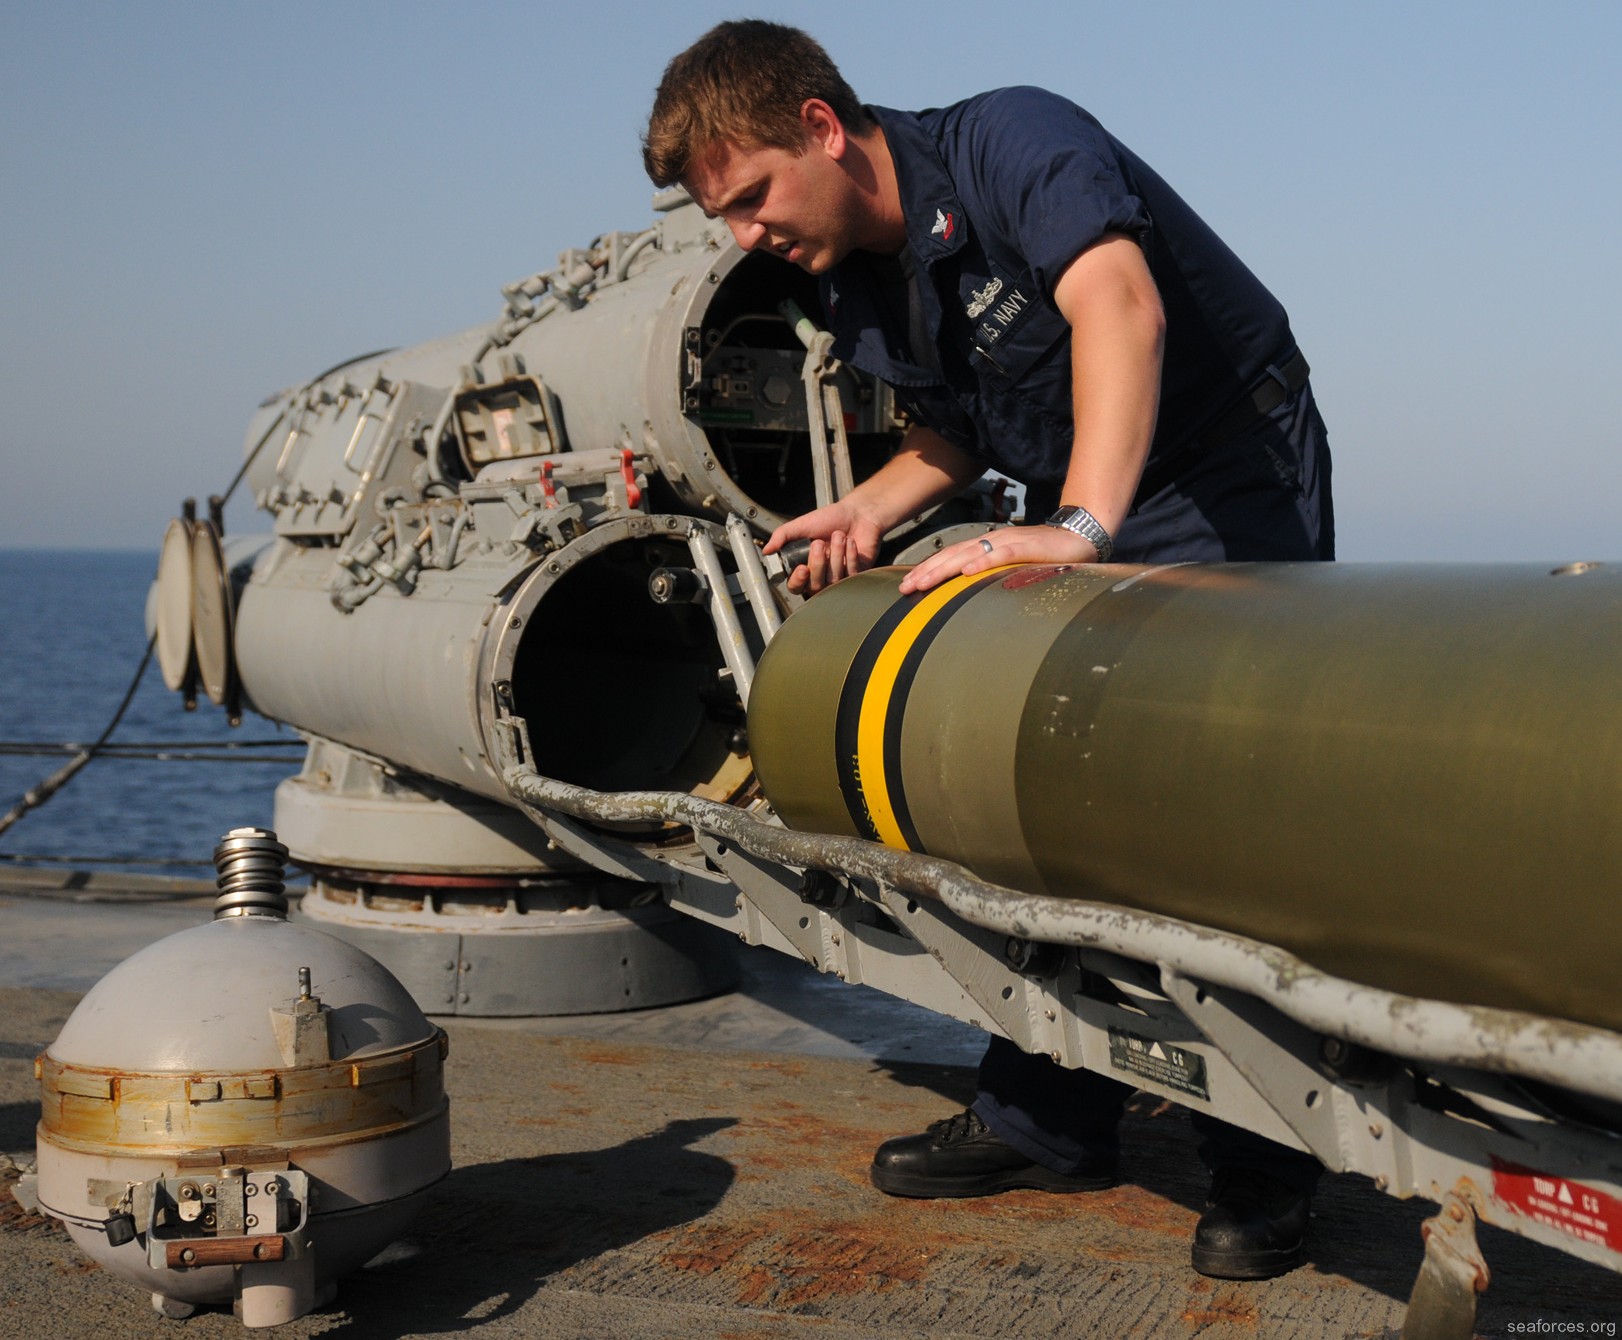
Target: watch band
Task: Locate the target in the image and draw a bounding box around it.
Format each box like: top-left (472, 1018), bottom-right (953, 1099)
top-left (1044, 504), bottom-right (1114, 563)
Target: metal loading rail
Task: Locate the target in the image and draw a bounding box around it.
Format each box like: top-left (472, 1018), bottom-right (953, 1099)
top-left (503, 762), bottom-right (1622, 1340)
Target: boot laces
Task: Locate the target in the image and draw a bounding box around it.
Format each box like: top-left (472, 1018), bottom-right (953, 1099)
top-left (930, 1109), bottom-right (990, 1144)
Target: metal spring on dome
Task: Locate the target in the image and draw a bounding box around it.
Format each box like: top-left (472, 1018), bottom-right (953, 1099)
top-left (212, 826), bottom-right (290, 919)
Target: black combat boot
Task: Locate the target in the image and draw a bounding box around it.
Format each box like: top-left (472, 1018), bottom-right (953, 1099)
top-left (1191, 1167), bottom-right (1311, 1279)
top-left (870, 1108), bottom-right (1119, 1198)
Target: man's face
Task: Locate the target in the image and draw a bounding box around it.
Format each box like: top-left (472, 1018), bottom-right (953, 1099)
top-left (685, 135), bottom-right (858, 274)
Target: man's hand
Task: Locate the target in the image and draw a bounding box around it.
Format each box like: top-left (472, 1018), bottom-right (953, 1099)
top-left (764, 425), bottom-right (983, 596)
top-left (764, 500), bottom-right (885, 595)
top-left (897, 525), bottom-right (1100, 595)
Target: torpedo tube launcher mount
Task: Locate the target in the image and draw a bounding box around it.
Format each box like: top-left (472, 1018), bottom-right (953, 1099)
top-left (149, 188), bottom-right (1621, 1328)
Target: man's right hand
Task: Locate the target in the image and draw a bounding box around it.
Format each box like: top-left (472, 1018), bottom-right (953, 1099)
top-left (763, 425), bottom-right (985, 596)
top-left (764, 500), bottom-right (884, 596)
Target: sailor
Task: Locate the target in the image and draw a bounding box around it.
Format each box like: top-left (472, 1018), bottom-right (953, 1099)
top-left (644, 19), bottom-right (1332, 1279)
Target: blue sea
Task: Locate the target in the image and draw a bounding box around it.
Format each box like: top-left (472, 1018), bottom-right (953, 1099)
top-left (0, 549), bottom-right (300, 877)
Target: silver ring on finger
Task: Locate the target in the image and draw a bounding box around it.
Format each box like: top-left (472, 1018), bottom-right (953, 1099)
top-left (979, 537), bottom-right (994, 555)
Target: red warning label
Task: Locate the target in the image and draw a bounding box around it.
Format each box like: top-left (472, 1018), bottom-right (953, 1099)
top-left (1491, 1159), bottom-right (1622, 1254)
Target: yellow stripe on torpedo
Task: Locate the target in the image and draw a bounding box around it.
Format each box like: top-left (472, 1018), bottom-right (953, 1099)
top-left (854, 567), bottom-right (1016, 849)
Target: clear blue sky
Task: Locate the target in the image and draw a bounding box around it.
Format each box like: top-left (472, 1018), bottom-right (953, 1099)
top-left (3, 0), bottom-right (1618, 560)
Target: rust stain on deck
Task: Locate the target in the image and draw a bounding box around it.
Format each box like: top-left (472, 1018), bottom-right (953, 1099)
top-left (732, 1105), bottom-right (884, 1173)
top-left (0, 1175), bottom-right (60, 1239)
top-left (1181, 1289), bottom-right (1259, 1326)
top-left (654, 1204), bottom-right (988, 1311)
top-left (741, 1058), bottom-right (809, 1079)
top-left (657, 1222), bottom-right (775, 1276)
top-left (564, 1043), bottom-right (642, 1068)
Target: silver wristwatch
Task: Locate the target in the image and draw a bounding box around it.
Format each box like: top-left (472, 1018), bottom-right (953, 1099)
top-left (1044, 504), bottom-right (1114, 563)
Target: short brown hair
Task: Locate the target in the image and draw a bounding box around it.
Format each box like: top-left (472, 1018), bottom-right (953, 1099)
top-left (643, 20), bottom-right (871, 187)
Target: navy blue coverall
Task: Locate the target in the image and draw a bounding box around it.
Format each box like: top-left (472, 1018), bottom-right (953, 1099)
top-left (820, 87), bottom-right (1333, 1193)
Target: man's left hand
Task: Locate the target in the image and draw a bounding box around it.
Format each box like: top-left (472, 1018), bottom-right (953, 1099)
top-left (897, 526), bottom-right (1104, 595)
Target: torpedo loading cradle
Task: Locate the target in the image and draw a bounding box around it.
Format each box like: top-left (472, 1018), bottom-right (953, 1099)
top-left (148, 189), bottom-right (1622, 1336)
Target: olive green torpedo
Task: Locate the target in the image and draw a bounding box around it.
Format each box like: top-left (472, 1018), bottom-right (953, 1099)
top-left (747, 561), bottom-right (1622, 1035)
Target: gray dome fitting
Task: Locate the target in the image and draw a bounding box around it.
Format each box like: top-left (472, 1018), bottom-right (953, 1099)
top-left (35, 828), bottom-right (451, 1328)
